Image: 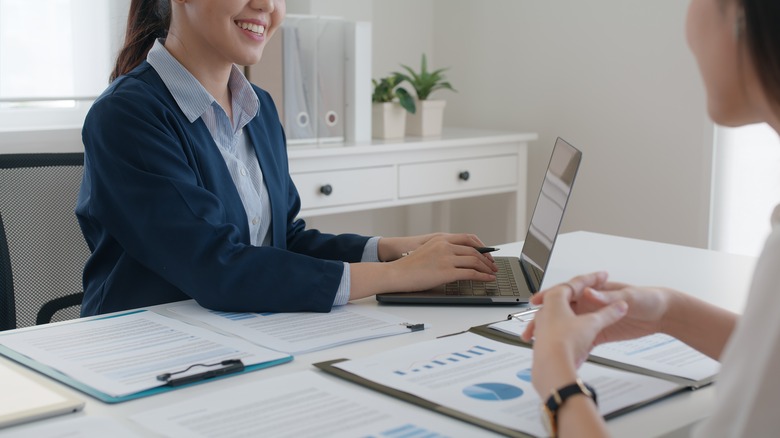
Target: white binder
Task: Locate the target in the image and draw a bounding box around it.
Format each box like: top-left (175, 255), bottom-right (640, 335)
top-left (247, 16), bottom-right (370, 147)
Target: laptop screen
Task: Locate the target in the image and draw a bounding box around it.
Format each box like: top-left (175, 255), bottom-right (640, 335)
top-left (520, 137), bottom-right (582, 293)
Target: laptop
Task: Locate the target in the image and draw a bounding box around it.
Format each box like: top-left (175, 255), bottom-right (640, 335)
top-left (376, 137), bottom-right (582, 305)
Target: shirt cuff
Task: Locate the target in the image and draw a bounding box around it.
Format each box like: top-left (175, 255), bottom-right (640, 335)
top-left (333, 262), bottom-right (351, 306)
top-left (333, 237), bottom-right (380, 306)
top-left (362, 236), bottom-right (381, 262)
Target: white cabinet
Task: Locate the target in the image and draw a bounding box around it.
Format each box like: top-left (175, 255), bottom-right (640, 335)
top-left (288, 128), bottom-right (537, 240)
top-left (398, 155), bottom-right (518, 199)
top-left (294, 166), bottom-right (395, 209)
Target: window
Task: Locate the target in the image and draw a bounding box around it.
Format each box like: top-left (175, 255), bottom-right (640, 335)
top-left (0, 0), bottom-right (128, 131)
top-left (710, 124), bottom-right (780, 256)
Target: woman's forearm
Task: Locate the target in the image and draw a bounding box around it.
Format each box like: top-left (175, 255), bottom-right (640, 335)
top-left (662, 291), bottom-right (738, 360)
top-left (557, 396), bottom-right (609, 438)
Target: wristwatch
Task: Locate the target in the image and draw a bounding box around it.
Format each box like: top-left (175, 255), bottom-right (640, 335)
top-left (540, 378), bottom-right (597, 437)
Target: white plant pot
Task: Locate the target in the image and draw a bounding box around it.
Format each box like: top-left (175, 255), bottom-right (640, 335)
top-left (372, 102), bottom-right (407, 139)
top-left (406, 99), bottom-right (446, 137)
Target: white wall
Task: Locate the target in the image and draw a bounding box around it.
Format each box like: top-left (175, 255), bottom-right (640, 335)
top-left (433, 0), bottom-right (713, 248)
top-left (295, 0), bottom-right (714, 248)
top-left (5, 0), bottom-right (714, 248)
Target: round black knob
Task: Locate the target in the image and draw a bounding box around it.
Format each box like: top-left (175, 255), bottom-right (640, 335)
top-left (320, 184), bottom-right (333, 196)
top-left (458, 171), bottom-right (470, 181)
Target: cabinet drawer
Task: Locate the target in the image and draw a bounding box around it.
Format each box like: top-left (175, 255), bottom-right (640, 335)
top-left (292, 166), bottom-right (396, 209)
top-left (399, 155), bottom-right (518, 198)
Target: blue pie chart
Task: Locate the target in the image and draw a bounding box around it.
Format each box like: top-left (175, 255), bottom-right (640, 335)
top-left (462, 383), bottom-right (524, 401)
top-left (517, 368), bottom-right (533, 382)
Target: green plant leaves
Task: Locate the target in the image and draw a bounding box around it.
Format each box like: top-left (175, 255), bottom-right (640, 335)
top-left (395, 54), bottom-right (457, 101)
top-left (371, 73), bottom-right (416, 114)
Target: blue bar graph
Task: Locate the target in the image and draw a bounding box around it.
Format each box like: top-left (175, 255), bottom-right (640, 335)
top-left (363, 423), bottom-right (450, 438)
top-left (393, 345), bottom-right (497, 375)
top-left (208, 310), bottom-right (257, 321)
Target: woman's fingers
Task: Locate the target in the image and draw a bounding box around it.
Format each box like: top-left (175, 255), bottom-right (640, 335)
top-left (520, 319), bottom-right (536, 342)
top-left (530, 271), bottom-right (609, 305)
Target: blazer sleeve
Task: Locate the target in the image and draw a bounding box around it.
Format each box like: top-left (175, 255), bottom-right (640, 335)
top-left (81, 79), bottom-right (361, 313)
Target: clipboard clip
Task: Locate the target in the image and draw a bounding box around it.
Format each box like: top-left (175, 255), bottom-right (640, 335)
top-left (507, 307), bottom-right (541, 322)
top-left (156, 359), bottom-right (245, 387)
top-left (401, 322), bottom-right (425, 332)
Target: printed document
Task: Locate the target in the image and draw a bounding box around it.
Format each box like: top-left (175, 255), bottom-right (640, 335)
top-left (491, 318), bottom-right (719, 381)
top-left (333, 332), bottom-right (679, 437)
top-left (131, 370), bottom-right (497, 437)
top-left (167, 301), bottom-right (423, 354)
top-left (0, 311), bottom-right (290, 398)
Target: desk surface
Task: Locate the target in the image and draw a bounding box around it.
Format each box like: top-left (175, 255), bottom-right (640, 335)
top-left (0, 231), bottom-right (757, 437)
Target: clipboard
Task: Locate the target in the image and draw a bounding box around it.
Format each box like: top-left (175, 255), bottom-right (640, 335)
top-left (0, 345), bottom-right (292, 404)
top-left (314, 332), bottom-right (685, 438)
top-left (468, 321), bottom-right (716, 389)
top-left (0, 310), bottom-right (293, 403)
top-left (314, 359), bottom-right (531, 438)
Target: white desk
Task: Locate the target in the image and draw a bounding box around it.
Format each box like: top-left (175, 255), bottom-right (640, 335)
top-left (0, 232), bottom-right (757, 437)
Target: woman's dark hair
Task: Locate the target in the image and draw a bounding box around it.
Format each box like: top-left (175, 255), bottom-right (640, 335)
top-left (742, 0), bottom-right (780, 110)
top-left (110, 0), bottom-right (171, 82)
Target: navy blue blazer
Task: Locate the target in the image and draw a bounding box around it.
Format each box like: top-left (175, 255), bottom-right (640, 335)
top-left (77, 62), bottom-right (369, 316)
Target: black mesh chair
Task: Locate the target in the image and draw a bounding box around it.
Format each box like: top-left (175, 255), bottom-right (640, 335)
top-left (0, 153), bottom-right (89, 331)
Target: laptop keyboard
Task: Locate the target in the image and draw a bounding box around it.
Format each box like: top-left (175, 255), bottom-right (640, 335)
top-left (444, 258), bottom-right (521, 296)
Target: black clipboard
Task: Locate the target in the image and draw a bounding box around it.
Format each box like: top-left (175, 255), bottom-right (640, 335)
top-left (468, 321), bottom-right (716, 389)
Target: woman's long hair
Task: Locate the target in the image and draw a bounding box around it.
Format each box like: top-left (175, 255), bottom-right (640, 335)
top-left (110, 0), bottom-right (170, 82)
top-left (742, 0), bottom-right (780, 109)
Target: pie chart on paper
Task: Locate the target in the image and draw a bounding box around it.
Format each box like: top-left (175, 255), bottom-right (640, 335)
top-left (462, 382), bottom-right (524, 401)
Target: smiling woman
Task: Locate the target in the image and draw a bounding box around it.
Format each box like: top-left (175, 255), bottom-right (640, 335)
top-left (0, 0), bottom-right (127, 131)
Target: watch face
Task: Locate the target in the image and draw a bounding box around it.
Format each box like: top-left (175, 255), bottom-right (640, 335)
top-left (540, 403), bottom-right (556, 437)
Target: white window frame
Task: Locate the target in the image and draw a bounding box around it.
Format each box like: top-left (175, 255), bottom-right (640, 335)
top-left (710, 123), bottom-right (780, 257)
top-left (0, 0), bottom-right (129, 133)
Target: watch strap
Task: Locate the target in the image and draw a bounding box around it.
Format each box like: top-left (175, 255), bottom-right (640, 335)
top-left (544, 378), bottom-right (598, 434)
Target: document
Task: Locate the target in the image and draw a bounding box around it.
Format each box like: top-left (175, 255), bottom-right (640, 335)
top-left (0, 311), bottom-right (291, 400)
top-left (0, 417), bottom-right (144, 438)
top-left (167, 301), bottom-right (424, 354)
top-left (490, 318), bottom-right (719, 385)
top-left (131, 370), bottom-right (497, 437)
top-left (326, 332), bottom-right (680, 437)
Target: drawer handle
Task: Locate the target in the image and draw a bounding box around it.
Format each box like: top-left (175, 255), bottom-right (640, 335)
top-left (319, 184), bottom-right (333, 196)
top-left (458, 171), bottom-right (470, 181)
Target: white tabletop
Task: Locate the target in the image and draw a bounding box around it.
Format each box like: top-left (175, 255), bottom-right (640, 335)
top-left (0, 231), bottom-right (757, 437)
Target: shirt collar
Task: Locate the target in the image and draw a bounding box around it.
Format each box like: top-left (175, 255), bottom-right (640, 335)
top-left (146, 39), bottom-right (259, 125)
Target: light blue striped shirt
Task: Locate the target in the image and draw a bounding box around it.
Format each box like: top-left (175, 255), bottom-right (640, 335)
top-left (146, 40), bottom-right (378, 305)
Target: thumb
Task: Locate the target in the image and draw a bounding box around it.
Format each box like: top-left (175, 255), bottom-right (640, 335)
top-left (589, 300), bottom-right (628, 330)
top-left (585, 288), bottom-right (622, 304)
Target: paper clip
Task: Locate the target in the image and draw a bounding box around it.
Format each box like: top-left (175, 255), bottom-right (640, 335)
top-left (156, 359), bottom-right (245, 387)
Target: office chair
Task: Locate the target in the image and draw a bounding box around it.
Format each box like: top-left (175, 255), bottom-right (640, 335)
top-left (0, 153), bottom-right (89, 331)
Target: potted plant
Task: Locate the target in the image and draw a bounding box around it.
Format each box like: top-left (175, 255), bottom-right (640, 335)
top-left (371, 74), bottom-right (416, 139)
top-left (396, 54), bottom-right (456, 137)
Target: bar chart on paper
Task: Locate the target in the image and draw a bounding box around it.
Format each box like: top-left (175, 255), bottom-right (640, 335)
top-left (393, 344), bottom-right (497, 376)
top-left (369, 423), bottom-right (453, 438)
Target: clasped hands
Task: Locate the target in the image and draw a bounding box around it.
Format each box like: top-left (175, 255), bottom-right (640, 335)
top-left (520, 271), bottom-right (674, 397)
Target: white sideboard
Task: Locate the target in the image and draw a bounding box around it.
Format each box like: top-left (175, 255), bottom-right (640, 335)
top-left (288, 128), bottom-right (538, 241)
